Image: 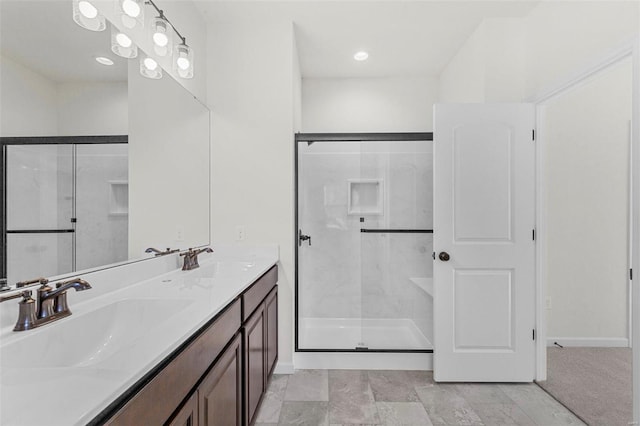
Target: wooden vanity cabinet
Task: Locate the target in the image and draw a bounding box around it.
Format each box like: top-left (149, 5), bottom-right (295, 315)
top-left (168, 393), bottom-right (198, 426)
top-left (102, 266), bottom-right (277, 426)
top-left (265, 287), bottom-right (278, 377)
top-left (244, 303), bottom-right (266, 426)
top-left (198, 333), bottom-right (243, 426)
top-left (241, 266), bottom-right (278, 426)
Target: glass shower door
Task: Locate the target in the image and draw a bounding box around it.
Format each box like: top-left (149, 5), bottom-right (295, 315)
top-left (358, 140), bottom-right (434, 350)
top-left (297, 140), bottom-right (364, 350)
top-left (5, 145), bottom-right (75, 284)
top-left (296, 136), bottom-right (433, 352)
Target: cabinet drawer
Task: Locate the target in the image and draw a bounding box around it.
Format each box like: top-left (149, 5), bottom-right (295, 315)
top-left (106, 299), bottom-right (242, 426)
top-left (241, 266), bottom-right (277, 322)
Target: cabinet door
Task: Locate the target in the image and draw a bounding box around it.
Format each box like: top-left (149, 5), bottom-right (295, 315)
top-left (198, 334), bottom-right (242, 426)
top-left (169, 393), bottom-right (198, 426)
top-left (244, 304), bottom-right (266, 426)
top-left (265, 287), bottom-right (278, 378)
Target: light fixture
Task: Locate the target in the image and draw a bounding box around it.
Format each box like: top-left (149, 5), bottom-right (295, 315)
top-left (72, 0), bottom-right (106, 32)
top-left (117, 0), bottom-right (144, 29)
top-left (354, 51), bottom-right (369, 61)
top-left (140, 55), bottom-right (162, 79)
top-left (95, 56), bottom-right (114, 66)
top-left (173, 41), bottom-right (193, 79)
top-left (111, 25), bottom-right (138, 58)
top-left (151, 14), bottom-right (172, 57)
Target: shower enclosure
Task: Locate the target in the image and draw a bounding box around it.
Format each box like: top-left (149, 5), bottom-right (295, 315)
top-left (296, 133), bottom-right (433, 352)
top-left (1, 136), bottom-right (128, 284)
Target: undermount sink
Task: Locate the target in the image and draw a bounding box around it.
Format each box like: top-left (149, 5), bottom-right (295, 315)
top-left (1, 298), bottom-right (193, 370)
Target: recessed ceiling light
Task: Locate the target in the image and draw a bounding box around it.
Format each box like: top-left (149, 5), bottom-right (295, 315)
top-left (95, 56), bottom-right (114, 66)
top-left (354, 51), bottom-right (369, 61)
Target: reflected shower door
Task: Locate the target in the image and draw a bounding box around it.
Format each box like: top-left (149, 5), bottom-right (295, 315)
top-left (359, 141), bottom-right (433, 350)
top-left (75, 144), bottom-right (129, 270)
top-left (5, 145), bottom-right (74, 283)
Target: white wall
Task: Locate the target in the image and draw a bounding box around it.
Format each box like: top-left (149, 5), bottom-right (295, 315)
top-left (524, 1), bottom-right (639, 99)
top-left (438, 18), bottom-right (525, 103)
top-left (544, 59), bottom-right (632, 343)
top-left (57, 82), bottom-right (127, 136)
top-left (303, 77), bottom-right (437, 132)
top-left (0, 55), bottom-right (127, 137)
top-left (128, 62), bottom-right (210, 258)
top-left (207, 6), bottom-right (296, 371)
top-left (0, 54), bottom-right (58, 136)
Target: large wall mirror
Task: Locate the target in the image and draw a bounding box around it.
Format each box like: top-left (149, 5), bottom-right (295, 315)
top-left (0, 0), bottom-right (210, 287)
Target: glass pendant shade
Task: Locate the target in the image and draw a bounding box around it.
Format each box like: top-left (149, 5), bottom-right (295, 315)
top-left (117, 0), bottom-right (144, 29)
top-left (174, 43), bottom-right (194, 79)
top-left (72, 0), bottom-right (106, 32)
top-left (111, 26), bottom-right (137, 59)
top-left (140, 55), bottom-right (162, 79)
top-left (152, 16), bottom-right (172, 57)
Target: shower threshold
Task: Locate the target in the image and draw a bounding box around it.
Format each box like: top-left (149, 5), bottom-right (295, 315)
top-left (299, 317), bottom-right (432, 351)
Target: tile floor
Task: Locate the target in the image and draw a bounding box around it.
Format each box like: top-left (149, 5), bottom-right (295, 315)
top-left (254, 370), bottom-right (585, 426)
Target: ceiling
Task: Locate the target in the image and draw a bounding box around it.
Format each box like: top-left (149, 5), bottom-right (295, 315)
top-left (196, 1), bottom-right (539, 78)
top-left (0, 1), bottom-right (127, 83)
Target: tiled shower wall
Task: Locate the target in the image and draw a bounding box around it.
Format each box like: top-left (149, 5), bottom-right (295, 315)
top-left (299, 141), bottom-right (433, 341)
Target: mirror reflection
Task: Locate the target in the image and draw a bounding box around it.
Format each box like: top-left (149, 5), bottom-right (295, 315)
top-left (1, 0), bottom-right (210, 287)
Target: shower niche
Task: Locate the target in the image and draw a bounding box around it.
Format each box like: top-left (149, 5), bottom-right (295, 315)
top-left (296, 134), bottom-right (434, 353)
top-left (348, 179), bottom-right (384, 215)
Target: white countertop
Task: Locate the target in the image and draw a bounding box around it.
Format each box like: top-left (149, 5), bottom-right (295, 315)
top-left (0, 245), bottom-right (278, 426)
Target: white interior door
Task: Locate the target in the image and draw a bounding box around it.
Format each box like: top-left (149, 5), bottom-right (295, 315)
top-left (433, 104), bottom-right (536, 382)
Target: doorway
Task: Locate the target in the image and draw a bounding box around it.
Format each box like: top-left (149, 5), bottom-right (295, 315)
top-left (535, 55), bottom-right (634, 425)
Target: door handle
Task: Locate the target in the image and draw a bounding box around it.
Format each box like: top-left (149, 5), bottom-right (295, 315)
top-left (298, 230), bottom-right (311, 247)
top-left (438, 251), bottom-right (450, 262)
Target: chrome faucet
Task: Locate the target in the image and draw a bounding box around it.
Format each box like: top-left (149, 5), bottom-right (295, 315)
top-left (0, 277), bottom-right (91, 331)
top-left (145, 247), bottom-right (179, 256)
top-left (180, 247), bottom-right (213, 271)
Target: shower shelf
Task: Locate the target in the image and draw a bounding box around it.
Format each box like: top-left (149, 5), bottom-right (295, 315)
top-left (409, 277), bottom-right (433, 297)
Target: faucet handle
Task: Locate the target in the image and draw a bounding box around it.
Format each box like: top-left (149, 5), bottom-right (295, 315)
top-left (16, 277), bottom-right (48, 288)
top-left (179, 248), bottom-right (195, 257)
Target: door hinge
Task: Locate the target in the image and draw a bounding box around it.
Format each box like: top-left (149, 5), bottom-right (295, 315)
top-left (631, 268), bottom-right (633, 280)
top-left (532, 129), bottom-right (535, 141)
top-left (532, 229), bottom-right (535, 241)
top-left (532, 329), bottom-right (536, 340)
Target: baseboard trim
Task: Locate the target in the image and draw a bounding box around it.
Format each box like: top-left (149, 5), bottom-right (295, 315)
top-left (547, 337), bottom-right (630, 348)
top-left (273, 362), bottom-right (295, 375)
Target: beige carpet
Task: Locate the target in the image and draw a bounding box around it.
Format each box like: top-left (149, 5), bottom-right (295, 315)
top-left (537, 347), bottom-right (632, 426)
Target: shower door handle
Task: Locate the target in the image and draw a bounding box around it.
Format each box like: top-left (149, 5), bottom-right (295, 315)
top-left (298, 230), bottom-right (311, 247)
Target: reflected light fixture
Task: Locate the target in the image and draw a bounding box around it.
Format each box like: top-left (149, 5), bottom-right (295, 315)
top-left (111, 25), bottom-right (138, 58)
top-left (140, 55), bottom-right (162, 79)
top-left (174, 41), bottom-right (193, 79)
top-left (95, 56), bottom-right (114, 66)
top-left (118, 0), bottom-right (144, 29)
top-left (72, 0), bottom-right (195, 80)
top-left (72, 0), bottom-right (106, 32)
top-left (354, 51), bottom-right (369, 61)
top-left (151, 13), bottom-right (172, 57)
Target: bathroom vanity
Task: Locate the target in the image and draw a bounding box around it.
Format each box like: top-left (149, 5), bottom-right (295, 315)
top-left (0, 246), bottom-right (279, 426)
top-left (103, 265), bottom-right (278, 426)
